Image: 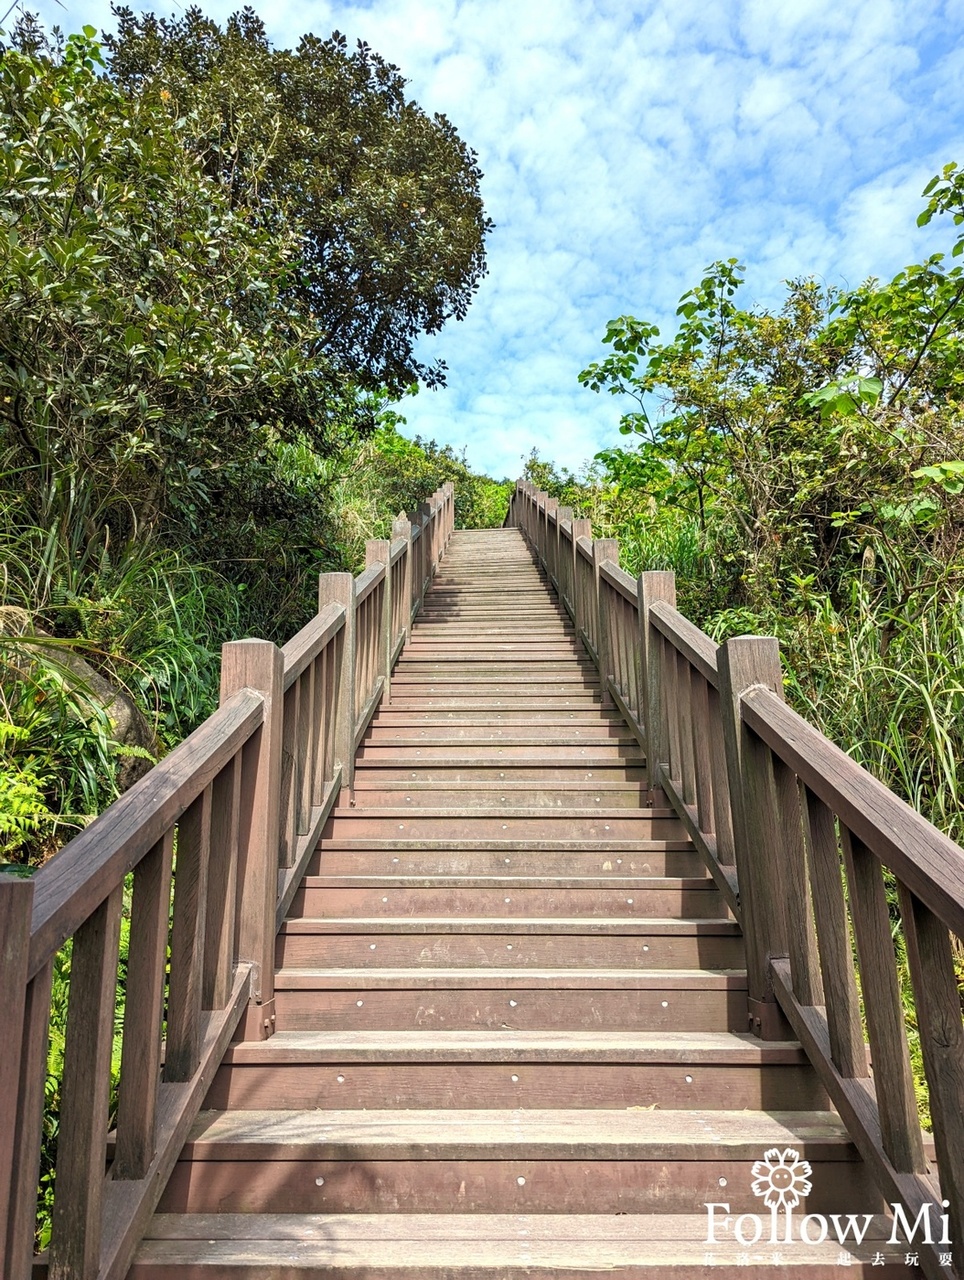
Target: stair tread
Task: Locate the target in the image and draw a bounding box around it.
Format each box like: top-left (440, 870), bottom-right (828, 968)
top-left (137, 1212), bottom-right (896, 1270)
top-left (279, 917), bottom-right (740, 933)
top-left (181, 1108), bottom-right (860, 1158)
top-left (330, 807), bottom-right (674, 819)
top-left (300, 876), bottom-right (713, 888)
top-left (222, 1029), bottom-right (805, 1064)
top-left (273, 967), bottom-right (748, 989)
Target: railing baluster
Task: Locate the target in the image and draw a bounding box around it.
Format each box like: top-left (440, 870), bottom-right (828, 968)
top-left (663, 636), bottom-right (681, 786)
top-left (298, 662), bottom-right (314, 837)
top-left (677, 652), bottom-right (696, 807)
top-left (165, 784), bottom-right (212, 1081)
top-left (312, 650), bottom-right (328, 804)
top-left (770, 760), bottom-right (822, 1007)
top-left (318, 574), bottom-right (357, 794)
top-left (718, 636), bottom-right (790, 1038)
top-left (802, 788), bottom-right (867, 1077)
top-left (115, 830), bottom-right (175, 1178)
top-left (691, 671), bottom-right (714, 837)
top-left (898, 884), bottom-right (964, 1272)
top-left (221, 638), bottom-right (284, 1019)
top-left (204, 759), bottom-right (241, 1012)
top-left (707, 685), bottom-right (735, 865)
top-left (279, 678), bottom-right (299, 868)
top-left (49, 885), bottom-right (123, 1280)
top-left (638, 571), bottom-right (676, 801)
top-left (0, 876), bottom-right (34, 1245)
top-left (840, 828), bottom-right (925, 1171)
top-left (592, 541), bottom-right (618, 706)
top-left (6, 958), bottom-right (53, 1278)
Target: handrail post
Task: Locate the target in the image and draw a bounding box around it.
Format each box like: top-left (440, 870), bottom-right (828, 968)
top-left (544, 498), bottom-right (559, 588)
top-left (718, 636), bottom-right (792, 1039)
top-left (392, 515), bottom-right (414, 651)
top-left (638, 572), bottom-right (676, 804)
top-left (444, 480), bottom-right (455, 544)
top-left (0, 874), bottom-right (34, 1270)
top-left (556, 507), bottom-right (573, 612)
top-left (592, 539), bottom-right (619, 706)
top-left (366, 539), bottom-right (392, 701)
top-left (570, 519), bottom-right (592, 638)
top-left (220, 638), bottom-right (284, 1035)
top-left (319, 573), bottom-right (357, 795)
top-left (416, 501), bottom-right (432, 608)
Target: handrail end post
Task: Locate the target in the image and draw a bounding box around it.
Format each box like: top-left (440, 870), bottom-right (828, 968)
top-left (221, 636), bottom-right (284, 1024)
top-left (318, 573), bottom-right (357, 796)
top-left (717, 634), bottom-right (790, 1038)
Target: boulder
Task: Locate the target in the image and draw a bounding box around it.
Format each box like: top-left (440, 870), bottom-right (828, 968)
top-left (0, 606), bottom-right (160, 791)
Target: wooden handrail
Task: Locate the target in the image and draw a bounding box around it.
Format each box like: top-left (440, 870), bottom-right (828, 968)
top-left (510, 476), bottom-right (964, 1278)
top-left (28, 688), bottom-right (265, 979)
top-left (742, 685), bottom-right (964, 936)
top-left (0, 484), bottom-right (455, 1280)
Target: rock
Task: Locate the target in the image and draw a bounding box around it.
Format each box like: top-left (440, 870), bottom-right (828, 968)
top-left (0, 606), bottom-right (160, 791)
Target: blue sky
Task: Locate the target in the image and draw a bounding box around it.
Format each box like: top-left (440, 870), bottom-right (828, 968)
top-left (18, 0), bottom-right (964, 478)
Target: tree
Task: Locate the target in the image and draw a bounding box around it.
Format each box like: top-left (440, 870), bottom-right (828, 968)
top-left (580, 231), bottom-right (964, 612)
top-left (104, 6), bottom-right (492, 396)
top-left (0, 27), bottom-right (362, 557)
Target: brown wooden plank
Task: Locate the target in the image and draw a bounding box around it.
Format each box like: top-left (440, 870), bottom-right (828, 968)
top-left (278, 677), bottom-right (299, 869)
top-left (898, 883), bottom-right (964, 1274)
top-left (0, 877), bottom-right (33, 1257)
top-left (5, 958), bottom-right (52, 1279)
top-left (209, 1060), bottom-right (826, 1112)
top-left (803, 788), bottom-right (867, 1077)
top-left (717, 636), bottom-right (786, 1022)
top-left (770, 758), bottom-right (822, 1007)
top-left (221, 639), bottom-right (284, 1013)
top-left (165, 785), bottom-right (211, 1082)
top-left (203, 757), bottom-right (241, 1012)
top-left (0, 880), bottom-right (33, 1269)
top-left (48, 885), bottom-right (123, 1280)
top-left (115, 830), bottom-right (175, 1180)
top-left (841, 828), bottom-right (924, 1173)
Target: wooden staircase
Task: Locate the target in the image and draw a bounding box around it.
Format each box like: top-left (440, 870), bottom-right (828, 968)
top-left (130, 529), bottom-right (900, 1276)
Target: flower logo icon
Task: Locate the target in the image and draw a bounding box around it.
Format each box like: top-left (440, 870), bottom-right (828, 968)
top-left (750, 1147), bottom-right (813, 1210)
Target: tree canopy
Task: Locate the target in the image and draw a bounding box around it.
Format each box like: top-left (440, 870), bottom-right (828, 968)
top-left (104, 6), bottom-right (492, 396)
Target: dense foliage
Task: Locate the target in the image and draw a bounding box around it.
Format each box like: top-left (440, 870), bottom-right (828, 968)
top-left (103, 5), bottom-right (492, 396)
top-left (0, 17), bottom-right (501, 868)
top-left (570, 167), bottom-right (964, 843)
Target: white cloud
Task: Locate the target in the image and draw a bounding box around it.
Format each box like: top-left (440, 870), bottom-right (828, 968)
top-left (16, 0), bottom-right (964, 476)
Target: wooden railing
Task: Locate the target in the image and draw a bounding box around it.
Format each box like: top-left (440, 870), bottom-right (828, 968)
top-left (0, 483), bottom-right (454, 1280)
top-left (510, 478), bottom-right (964, 1280)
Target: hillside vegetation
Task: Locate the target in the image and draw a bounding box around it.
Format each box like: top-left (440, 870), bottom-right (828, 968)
top-left (0, 15), bottom-right (507, 866)
top-left (548, 167), bottom-right (964, 844)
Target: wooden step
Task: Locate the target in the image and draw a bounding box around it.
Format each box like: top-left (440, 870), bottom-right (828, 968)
top-left (351, 765), bottom-right (649, 783)
top-left (209, 1030), bottom-right (825, 1111)
top-left (323, 810), bottom-right (681, 838)
top-left (309, 848), bottom-right (704, 875)
top-left (157, 1109), bottom-right (883, 1215)
top-left (363, 727), bottom-right (637, 745)
top-left (142, 526), bottom-right (889, 1276)
top-left (271, 977), bottom-right (746, 1033)
top-left (288, 883), bottom-right (724, 920)
top-left (131, 1213), bottom-right (909, 1278)
top-left (277, 917), bottom-right (742, 968)
top-left (346, 785), bottom-right (649, 808)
